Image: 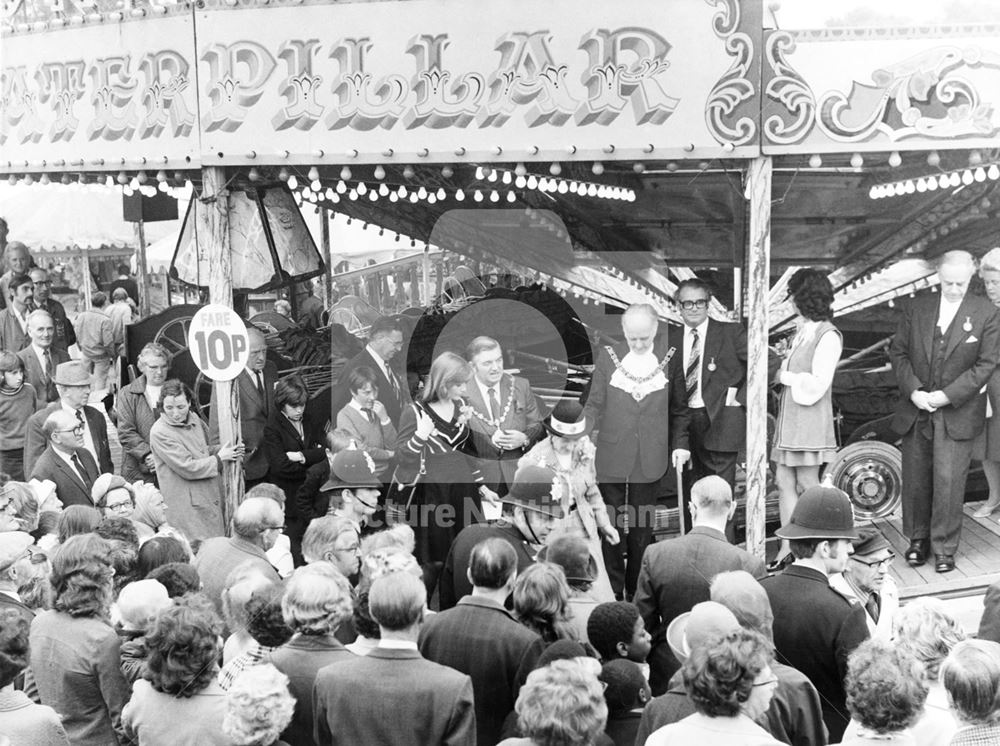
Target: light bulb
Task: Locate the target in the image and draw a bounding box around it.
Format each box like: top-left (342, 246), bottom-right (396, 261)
top-left (506, 191), bottom-right (516, 202)
top-left (557, 181), bottom-right (568, 194)
top-left (287, 175), bottom-right (298, 190)
top-left (490, 190), bottom-right (500, 202)
top-left (592, 161), bottom-right (604, 175)
top-left (436, 187), bottom-right (446, 200)
top-left (417, 186), bottom-right (427, 199)
top-left (808, 154), bottom-right (822, 168)
top-left (487, 169), bottom-right (498, 182)
top-left (357, 181), bottom-right (368, 195)
top-left (549, 162), bottom-right (562, 176)
top-left (474, 190), bottom-right (483, 202)
top-left (379, 183), bottom-right (389, 196)
top-left (373, 165), bottom-right (386, 180)
top-left (850, 153), bottom-right (863, 169)
top-left (336, 180), bottom-right (347, 193)
top-left (455, 188), bottom-right (465, 201)
top-left (888, 151), bottom-right (902, 168)
top-left (340, 166), bottom-right (352, 180)
top-left (527, 175), bottom-right (538, 189)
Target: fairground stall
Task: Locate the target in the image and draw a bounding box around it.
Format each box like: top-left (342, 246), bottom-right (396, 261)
top-left (5, 0), bottom-right (1000, 597)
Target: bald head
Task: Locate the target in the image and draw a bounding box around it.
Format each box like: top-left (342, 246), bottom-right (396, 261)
top-left (621, 304), bottom-right (658, 355)
top-left (246, 326), bottom-right (267, 373)
top-left (691, 476), bottom-right (733, 514)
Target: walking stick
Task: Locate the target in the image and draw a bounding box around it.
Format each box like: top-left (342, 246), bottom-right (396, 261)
top-left (676, 467), bottom-right (687, 536)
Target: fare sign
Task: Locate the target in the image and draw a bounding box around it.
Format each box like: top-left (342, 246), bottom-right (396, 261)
top-left (187, 305), bottom-right (250, 381)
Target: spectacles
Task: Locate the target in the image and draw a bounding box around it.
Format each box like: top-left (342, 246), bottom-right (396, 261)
top-left (752, 678), bottom-right (779, 688)
top-left (56, 425), bottom-right (85, 434)
top-left (106, 501), bottom-right (133, 512)
top-left (851, 553), bottom-right (895, 569)
top-left (334, 543), bottom-right (361, 554)
top-left (679, 299), bottom-right (709, 311)
top-left (32, 280), bottom-right (50, 285)
top-left (262, 524), bottom-right (284, 532)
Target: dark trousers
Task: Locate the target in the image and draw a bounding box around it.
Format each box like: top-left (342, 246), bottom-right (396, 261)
top-left (0, 449), bottom-right (25, 482)
top-left (901, 410), bottom-right (973, 556)
top-left (601, 479), bottom-right (661, 599)
top-left (684, 407), bottom-right (739, 542)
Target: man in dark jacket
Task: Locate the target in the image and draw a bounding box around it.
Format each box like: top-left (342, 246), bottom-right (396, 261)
top-left (760, 485), bottom-right (869, 743)
top-left (419, 536), bottom-right (544, 746)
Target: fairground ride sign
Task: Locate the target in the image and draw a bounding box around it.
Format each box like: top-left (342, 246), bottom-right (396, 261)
top-left (0, 0), bottom-right (762, 172)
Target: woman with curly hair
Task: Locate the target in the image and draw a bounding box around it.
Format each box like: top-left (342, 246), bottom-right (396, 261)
top-left (223, 663), bottom-right (296, 746)
top-left (513, 562), bottom-right (578, 645)
top-left (500, 658), bottom-right (608, 746)
top-left (842, 597), bottom-right (963, 745)
top-left (770, 268), bottom-right (843, 568)
top-left (519, 398), bottom-right (619, 603)
top-left (55, 504), bottom-right (101, 545)
top-left (29, 533), bottom-right (131, 745)
top-left (0, 608), bottom-right (68, 745)
top-left (645, 628), bottom-right (782, 745)
top-left (840, 639), bottom-right (928, 745)
top-left (122, 594), bottom-right (229, 745)
top-left (269, 563), bottom-right (355, 746)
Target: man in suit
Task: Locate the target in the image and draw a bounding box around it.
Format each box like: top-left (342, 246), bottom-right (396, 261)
top-left (760, 485), bottom-right (869, 743)
top-left (634, 475), bottom-right (766, 695)
top-left (890, 250), bottom-right (1000, 573)
top-left (420, 537), bottom-right (544, 746)
top-left (314, 571), bottom-right (476, 746)
top-left (675, 279), bottom-right (747, 491)
top-left (464, 336), bottom-right (544, 498)
top-left (29, 410), bottom-right (101, 507)
top-left (829, 527), bottom-right (899, 641)
top-left (23, 361), bottom-right (113, 477)
top-left (582, 303), bottom-right (691, 599)
top-left (210, 325), bottom-right (277, 487)
top-left (0, 531), bottom-right (37, 628)
top-left (17, 310), bottom-right (69, 406)
top-left (29, 268), bottom-right (74, 354)
top-left (0, 273), bottom-right (32, 352)
top-left (331, 316), bottom-right (406, 426)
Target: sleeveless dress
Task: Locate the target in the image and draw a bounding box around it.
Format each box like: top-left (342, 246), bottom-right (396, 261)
top-left (772, 320), bottom-right (842, 467)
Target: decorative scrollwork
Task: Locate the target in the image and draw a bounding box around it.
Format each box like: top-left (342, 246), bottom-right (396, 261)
top-left (704, 0), bottom-right (755, 146)
top-left (763, 31), bottom-right (816, 145)
top-left (816, 46), bottom-right (1000, 142)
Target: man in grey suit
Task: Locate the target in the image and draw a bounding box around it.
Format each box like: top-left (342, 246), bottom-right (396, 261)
top-left (29, 410), bottom-right (101, 508)
top-left (17, 310), bottom-right (69, 406)
top-left (314, 571), bottom-right (475, 746)
top-left (209, 326), bottom-right (277, 487)
top-left (464, 335), bottom-right (544, 498)
top-left (23, 361), bottom-right (113, 477)
top-left (634, 475), bottom-right (766, 695)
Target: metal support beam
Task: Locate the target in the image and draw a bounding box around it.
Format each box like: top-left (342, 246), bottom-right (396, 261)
top-left (744, 157), bottom-right (772, 561)
top-left (200, 166), bottom-right (244, 530)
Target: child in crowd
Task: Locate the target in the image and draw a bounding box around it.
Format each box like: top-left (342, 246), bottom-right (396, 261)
top-left (0, 352), bottom-right (37, 481)
top-left (335, 366), bottom-right (397, 478)
top-left (587, 601), bottom-right (653, 673)
top-left (115, 579), bottom-right (173, 684)
top-left (599, 659), bottom-right (652, 746)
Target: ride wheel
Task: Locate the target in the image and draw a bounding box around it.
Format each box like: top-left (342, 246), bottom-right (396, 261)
top-left (153, 312), bottom-right (194, 360)
top-left (823, 441), bottom-right (902, 519)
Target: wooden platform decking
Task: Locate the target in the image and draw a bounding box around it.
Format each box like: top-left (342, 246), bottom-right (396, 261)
top-left (873, 500), bottom-right (1000, 600)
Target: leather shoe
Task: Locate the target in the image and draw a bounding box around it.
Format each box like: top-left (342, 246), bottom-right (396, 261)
top-left (905, 540), bottom-right (928, 567)
top-left (935, 555), bottom-right (955, 573)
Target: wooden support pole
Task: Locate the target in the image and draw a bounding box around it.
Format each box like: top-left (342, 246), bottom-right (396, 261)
top-left (134, 220), bottom-right (151, 318)
top-left (200, 166), bottom-right (244, 530)
top-left (320, 205), bottom-right (332, 307)
top-left (744, 157), bottom-right (772, 561)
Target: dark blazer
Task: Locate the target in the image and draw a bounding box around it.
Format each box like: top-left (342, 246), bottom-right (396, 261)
top-left (313, 645), bottom-right (476, 746)
top-left (419, 596), bottom-right (544, 746)
top-left (332, 349), bottom-right (406, 426)
top-left (296, 457), bottom-right (332, 521)
top-left (263, 410), bottom-right (327, 514)
top-left (581, 338), bottom-right (690, 481)
top-left (890, 292), bottom-right (1000, 440)
top-left (439, 522), bottom-right (536, 610)
top-left (978, 578), bottom-right (1000, 644)
top-left (464, 373), bottom-right (544, 491)
top-left (16, 346), bottom-right (69, 408)
top-left (633, 525), bottom-right (766, 694)
top-left (115, 375), bottom-right (159, 483)
top-left (761, 564), bottom-right (869, 743)
top-left (36, 297), bottom-right (75, 353)
top-left (209, 362), bottom-right (278, 481)
top-left (23, 402), bottom-right (113, 478)
top-left (268, 634), bottom-right (354, 746)
top-left (29, 445), bottom-right (99, 508)
top-left (691, 319), bottom-right (748, 452)
top-left (0, 308), bottom-right (29, 352)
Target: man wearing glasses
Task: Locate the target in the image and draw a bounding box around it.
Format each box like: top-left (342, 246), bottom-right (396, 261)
top-left (0, 531), bottom-right (37, 629)
top-left (28, 409), bottom-right (100, 507)
top-left (675, 279), bottom-right (747, 517)
top-left (829, 527), bottom-right (898, 641)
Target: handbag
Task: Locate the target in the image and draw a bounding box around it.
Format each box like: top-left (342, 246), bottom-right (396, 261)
top-left (385, 405), bottom-right (428, 525)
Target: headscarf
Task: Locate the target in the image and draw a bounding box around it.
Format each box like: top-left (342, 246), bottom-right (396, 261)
top-left (132, 482), bottom-right (165, 531)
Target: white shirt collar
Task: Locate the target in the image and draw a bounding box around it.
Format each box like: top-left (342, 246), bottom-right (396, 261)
top-left (366, 344), bottom-right (388, 369)
top-left (475, 375), bottom-right (503, 402)
top-left (0, 589), bottom-right (19, 602)
top-left (377, 639), bottom-right (418, 650)
top-left (685, 318), bottom-right (709, 338)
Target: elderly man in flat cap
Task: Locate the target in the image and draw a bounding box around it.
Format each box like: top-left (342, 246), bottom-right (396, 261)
top-left (829, 527), bottom-right (899, 641)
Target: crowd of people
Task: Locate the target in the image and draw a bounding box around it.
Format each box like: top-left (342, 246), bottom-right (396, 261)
top-left (2, 236), bottom-right (1000, 746)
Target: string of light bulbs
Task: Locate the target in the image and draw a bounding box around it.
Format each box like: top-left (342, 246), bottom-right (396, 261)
top-left (869, 163), bottom-right (1000, 199)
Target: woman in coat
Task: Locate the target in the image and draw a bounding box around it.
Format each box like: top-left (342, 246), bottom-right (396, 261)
top-left (116, 342), bottom-right (170, 484)
top-left (149, 379), bottom-right (243, 543)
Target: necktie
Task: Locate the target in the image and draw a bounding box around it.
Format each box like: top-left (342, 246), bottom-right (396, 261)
top-left (385, 365), bottom-right (400, 401)
top-left (488, 387), bottom-right (501, 424)
top-left (75, 408), bottom-right (85, 430)
top-left (685, 328), bottom-right (701, 403)
top-left (364, 408), bottom-right (376, 424)
top-left (70, 451), bottom-right (92, 487)
top-left (255, 372), bottom-right (268, 415)
top-left (865, 592), bottom-right (880, 624)
top-left (42, 348), bottom-right (52, 382)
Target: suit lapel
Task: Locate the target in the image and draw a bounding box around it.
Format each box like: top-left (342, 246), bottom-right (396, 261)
top-left (466, 379), bottom-right (489, 421)
top-left (702, 321), bottom-right (722, 379)
top-left (281, 413), bottom-right (304, 448)
top-left (919, 296), bottom-right (938, 364)
top-left (53, 451), bottom-right (91, 498)
top-left (944, 294), bottom-right (978, 360)
top-left (241, 370), bottom-right (263, 408)
top-left (499, 375), bottom-right (514, 426)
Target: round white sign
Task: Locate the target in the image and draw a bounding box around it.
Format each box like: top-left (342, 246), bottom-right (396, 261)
top-left (186, 304), bottom-right (251, 381)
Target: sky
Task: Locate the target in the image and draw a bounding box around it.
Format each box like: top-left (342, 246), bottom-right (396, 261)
top-left (772, 0), bottom-right (1000, 29)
